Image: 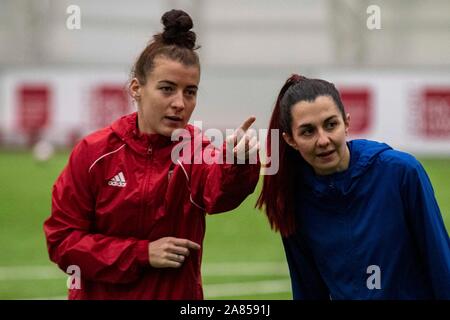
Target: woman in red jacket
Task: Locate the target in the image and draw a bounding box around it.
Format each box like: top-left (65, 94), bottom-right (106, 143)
top-left (44, 9), bottom-right (260, 300)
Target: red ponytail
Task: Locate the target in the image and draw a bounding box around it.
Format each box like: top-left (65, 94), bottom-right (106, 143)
top-left (256, 74), bottom-right (305, 237)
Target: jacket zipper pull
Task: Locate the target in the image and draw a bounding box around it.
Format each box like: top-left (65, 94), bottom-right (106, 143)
top-left (328, 177), bottom-right (335, 189)
top-left (147, 145), bottom-right (153, 157)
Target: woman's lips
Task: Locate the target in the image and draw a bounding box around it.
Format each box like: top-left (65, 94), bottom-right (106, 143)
top-left (317, 150), bottom-right (335, 156)
top-left (164, 116), bottom-right (183, 126)
top-left (165, 116), bottom-right (182, 121)
top-left (317, 150), bottom-right (335, 160)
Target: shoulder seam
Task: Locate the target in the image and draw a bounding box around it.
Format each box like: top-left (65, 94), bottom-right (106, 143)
top-left (88, 144), bottom-right (126, 173)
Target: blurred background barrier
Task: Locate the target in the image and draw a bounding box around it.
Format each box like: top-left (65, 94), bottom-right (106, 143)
top-left (1, 0), bottom-right (449, 153)
top-left (1, 70), bottom-right (449, 154)
top-left (0, 0), bottom-right (448, 299)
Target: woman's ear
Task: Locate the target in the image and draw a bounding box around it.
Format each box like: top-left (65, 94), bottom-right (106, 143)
top-left (282, 132), bottom-right (298, 150)
top-left (345, 113), bottom-right (350, 135)
top-left (129, 78), bottom-right (141, 100)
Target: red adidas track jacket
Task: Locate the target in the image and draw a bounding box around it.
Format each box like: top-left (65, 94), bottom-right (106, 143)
top-left (44, 112), bottom-right (260, 299)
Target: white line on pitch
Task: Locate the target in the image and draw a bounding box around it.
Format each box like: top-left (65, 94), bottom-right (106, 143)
top-left (204, 279), bottom-right (292, 298)
top-left (203, 262), bottom-right (288, 276)
top-left (0, 262), bottom-right (289, 281)
top-left (25, 279), bottom-right (292, 300)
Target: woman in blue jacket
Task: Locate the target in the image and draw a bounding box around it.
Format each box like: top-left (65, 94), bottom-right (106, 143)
top-left (257, 74), bottom-right (450, 299)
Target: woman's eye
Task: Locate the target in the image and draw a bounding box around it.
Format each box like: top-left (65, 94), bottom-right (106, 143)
top-left (160, 87), bottom-right (173, 93)
top-left (326, 122), bottom-right (337, 129)
top-left (301, 129), bottom-right (313, 136)
top-left (186, 89), bottom-right (197, 96)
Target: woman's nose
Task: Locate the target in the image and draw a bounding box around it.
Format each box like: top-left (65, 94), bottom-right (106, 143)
top-left (316, 129), bottom-right (330, 147)
top-left (171, 91), bottom-right (185, 110)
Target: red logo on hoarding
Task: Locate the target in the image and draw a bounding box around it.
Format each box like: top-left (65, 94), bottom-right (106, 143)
top-left (90, 85), bottom-right (132, 129)
top-left (338, 88), bottom-right (372, 135)
top-left (17, 85), bottom-right (50, 133)
top-left (421, 88), bottom-right (450, 137)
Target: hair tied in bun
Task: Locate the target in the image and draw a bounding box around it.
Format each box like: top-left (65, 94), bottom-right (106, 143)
top-left (161, 9), bottom-right (196, 49)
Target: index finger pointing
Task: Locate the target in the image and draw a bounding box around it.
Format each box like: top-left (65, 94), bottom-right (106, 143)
top-left (237, 116), bottom-right (256, 133)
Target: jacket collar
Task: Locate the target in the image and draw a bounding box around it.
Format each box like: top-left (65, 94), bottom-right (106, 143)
top-left (299, 139), bottom-right (392, 197)
top-left (111, 112), bottom-right (173, 154)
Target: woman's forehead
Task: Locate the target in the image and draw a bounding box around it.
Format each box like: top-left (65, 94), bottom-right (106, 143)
top-left (149, 57), bottom-right (200, 84)
top-left (291, 96), bottom-right (340, 123)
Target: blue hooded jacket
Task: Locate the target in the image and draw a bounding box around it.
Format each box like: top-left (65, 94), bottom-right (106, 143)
top-left (283, 139), bottom-right (450, 299)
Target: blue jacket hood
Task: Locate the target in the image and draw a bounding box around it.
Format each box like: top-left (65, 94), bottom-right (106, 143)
top-left (300, 139), bottom-right (392, 197)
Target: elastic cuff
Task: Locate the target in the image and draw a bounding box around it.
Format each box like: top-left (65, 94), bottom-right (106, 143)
top-left (135, 240), bottom-right (150, 266)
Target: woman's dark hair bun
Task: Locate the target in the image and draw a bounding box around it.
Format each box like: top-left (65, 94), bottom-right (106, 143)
top-left (161, 9), bottom-right (196, 49)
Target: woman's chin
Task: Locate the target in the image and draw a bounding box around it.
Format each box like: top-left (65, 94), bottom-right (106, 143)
top-left (159, 125), bottom-right (184, 137)
top-left (313, 162), bottom-right (339, 176)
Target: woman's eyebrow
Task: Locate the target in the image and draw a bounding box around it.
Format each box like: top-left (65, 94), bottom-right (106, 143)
top-left (158, 80), bottom-right (198, 90)
top-left (324, 115), bottom-right (338, 122)
top-left (298, 123), bottom-right (313, 129)
top-left (157, 80), bottom-right (176, 86)
top-left (297, 115), bottom-right (339, 129)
